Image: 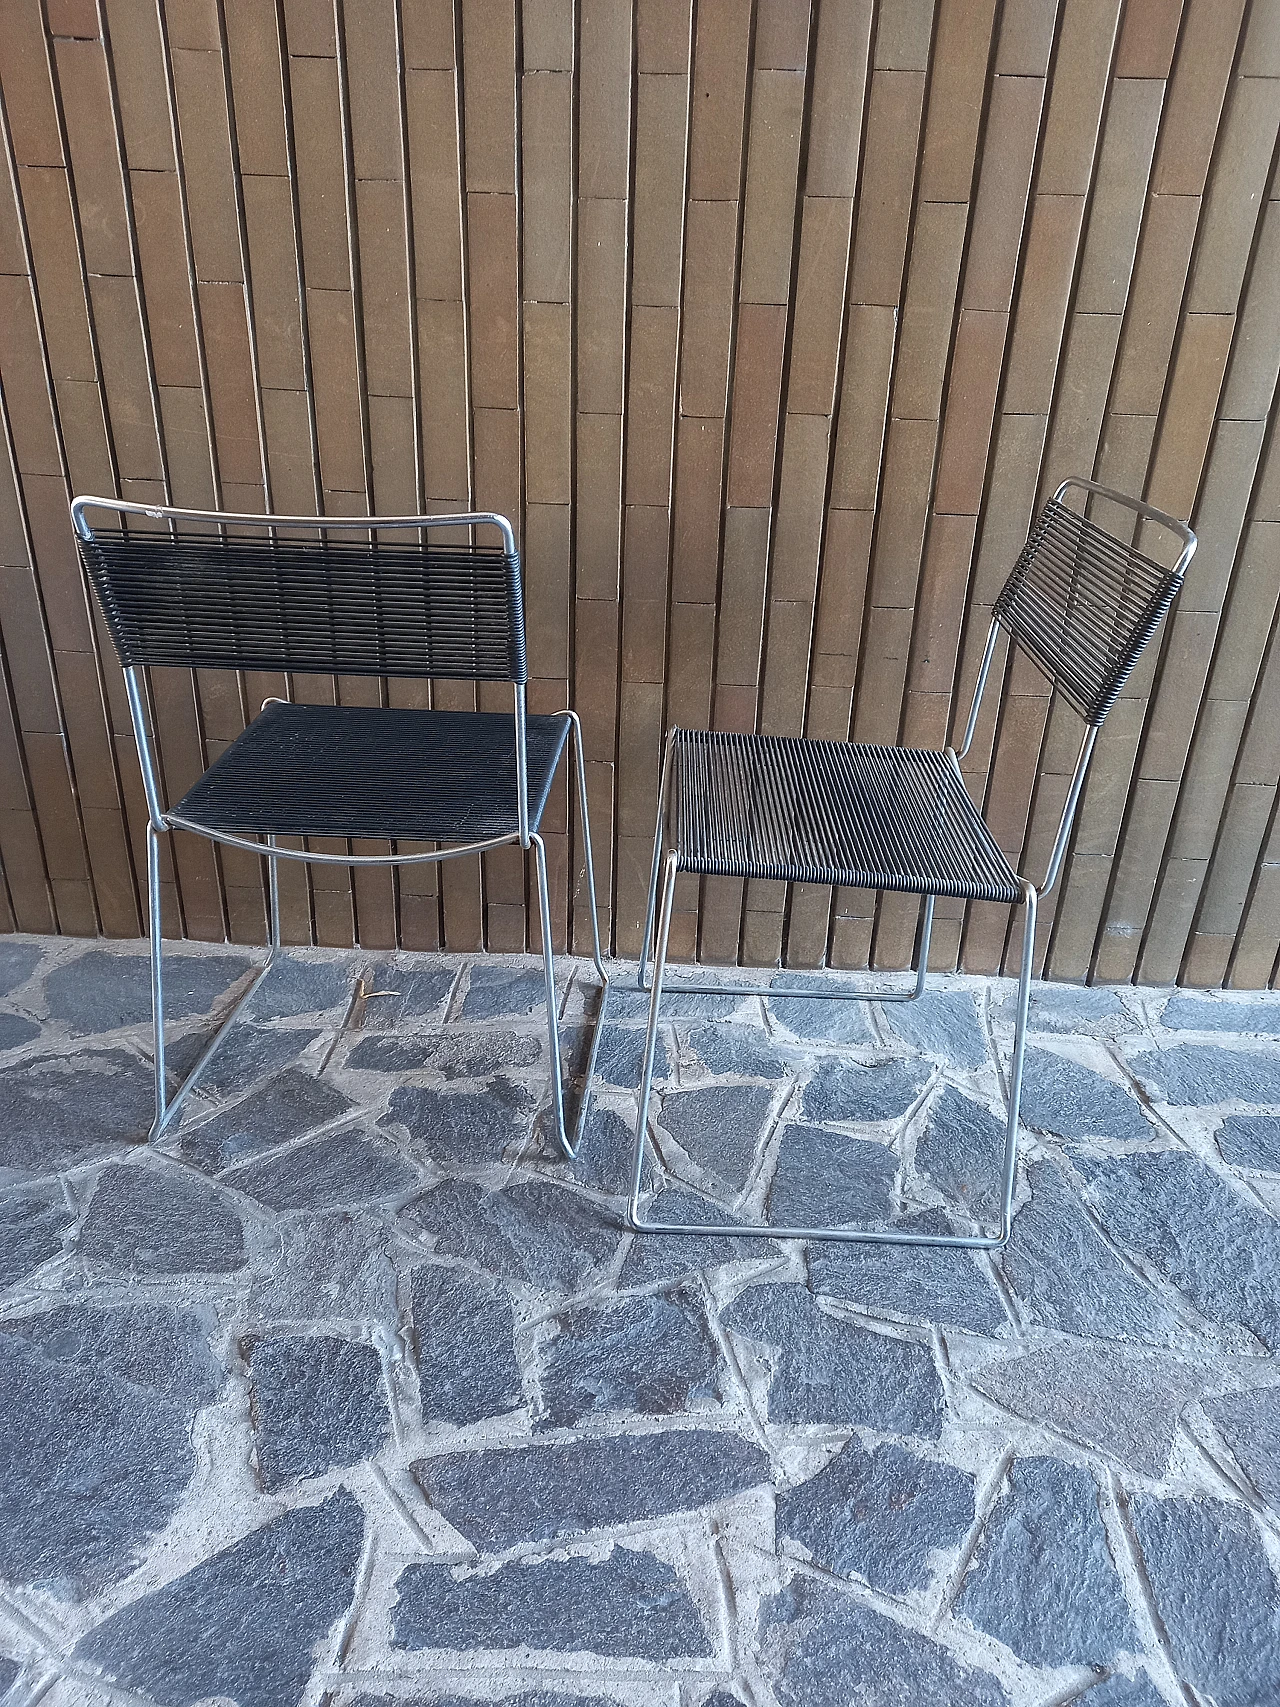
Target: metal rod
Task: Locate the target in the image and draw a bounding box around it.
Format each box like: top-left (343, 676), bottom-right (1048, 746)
top-left (638, 729), bottom-right (677, 990)
top-left (629, 849), bottom-right (679, 1224)
top-left (956, 621), bottom-right (1001, 760)
top-left (163, 817), bottom-right (522, 866)
top-left (514, 683), bottom-right (530, 847)
top-left (125, 667), bottom-right (166, 829)
top-left (1039, 726), bottom-right (1098, 896)
top-left (147, 823), bottom-right (166, 1132)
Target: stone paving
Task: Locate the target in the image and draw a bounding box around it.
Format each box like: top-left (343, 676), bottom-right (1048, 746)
top-left (1, 934), bottom-right (1279, 1707)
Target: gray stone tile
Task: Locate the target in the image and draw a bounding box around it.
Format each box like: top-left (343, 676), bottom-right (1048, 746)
top-left (460, 963), bottom-right (548, 1020)
top-left (723, 1283), bottom-right (944, 1436)
top-left (800, 1058), bottom-right (931, 1127)
top-left (765, 1123), bottom-right (896, 1228)
top-left (250, 1210), bottom-right (399, 1328)
top-left (5, 1302), bottom-right (223, 1416)
top-left (1077, 1676), bottom-right (1169, 1707)
top-left (1017, 983), bottom-right (1129, 1034)
top-left (617, 1187), bottom-right (756, 1287)
top-left (882, 990), bottom-right (988, 1069)
top-left (179, 1067), bottom-right (356, 1172)
top-left (229, 1128), bottom-right (417, 1212)
top-left (1019, 1047), bottom-right (1152, 1142)
top-left (958, 1457), bottom-right (1138, 1667)
top-left (1001, 1160), bottom-right (1183, 1345)
top-left (761, 1576), bottom-right (1008, 1707)
top-left (768, 973), bottom-right (876, 1044)
top-left (0, 939), bottom-right (42, 997)
top-left (594, 1023), bottom-right (671, 1088)
top-left (184, 1023), bottom-right (322, 1099)
top-left (1126, 1043), bottom-right (1280, 1107)
top-left (0, 1049), bottom-right (155, 1176)
top-left (349, 1695), bottom-right (620, 1707)
top-left (972, 1343), bottom-right (1206, 1476)
top-left (412, 1263), bottom-right (524, 1427)
top-left (539, 1291), bottom-right (722, 1427)
top-left (0, 1184), bottom-right (73, 1290)
top-left (687, 1021), bottom-right (791, 1079)
top-left (657, 1083), bottom-right (775, 1193)
top-left (45, 947), bottom-right (254, 1034)
top-left (406, 1178), bottom-right (619, 1294)
top-left (1218, 1114), bottom-right (1280, 1172)
top-left (1078, 1149), bottom-right (1280, 1350)
top-left (567, 1103), bottom-right (639, 1195)
top-left (809, 1213), bottom-right (1008, 1336)
top-left (778, 1439), bottom-right (974, 1592)
top-left (392, 1546), bottom-right (714, 1658)
top-left (1160, 993), bottom-right (1279, 1035)
top-left (79, 1163), bottom-right (245, 1275)
top-left (346, 1028), bottom-right (543, 1078)
top-left (0, 1331), bottom-right (197, 1597)
top-left (361, 961), bottom-right (457, 1026)
top-left (251, 954), bottom-right (353, 1018)
top-left (382, 1079), bottom-right (534, 1166)
top-left (247, 1334), bottom-right (389, 1489)
top-left (77, 1491), bottom-right (364, 1706)
top-left (0, 1013), bottom-right (40, 1052)
top-left (611, 979), bottom-right (749, 1021)
top-left (0, 1655), bottom-right (16, 1698)
top-left (914, 1085), bottom-right (1005, 1219)
top-left (414, 1429), bottom-right (771, 1549)
top-left (1203, 1384), bottom-right (1280, 1508)
top-left (1130, 1492), bottom-right (1280, 1707)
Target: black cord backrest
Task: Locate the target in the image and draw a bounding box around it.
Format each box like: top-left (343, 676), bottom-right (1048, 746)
top-left (78, 527), bottom-right (528, 683)
top-left (993, 498), bottom-right (1184, 727)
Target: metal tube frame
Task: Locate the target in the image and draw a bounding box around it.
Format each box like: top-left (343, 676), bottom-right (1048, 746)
top-left (625, 476), bottom-right (1197, 1247)
top-left (76, 497), bottom-right (608, 1157)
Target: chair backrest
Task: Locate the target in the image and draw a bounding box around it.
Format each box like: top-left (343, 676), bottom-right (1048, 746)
top-left (72, 500), bottom-right (526, 684)
top-left (992, 480), bottom-right (1195, 727)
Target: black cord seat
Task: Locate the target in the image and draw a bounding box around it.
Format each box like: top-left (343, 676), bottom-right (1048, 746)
top-left (171, 702), bottom-right (571, 842)
top-left (671, 728), bottom-right (1022, 904)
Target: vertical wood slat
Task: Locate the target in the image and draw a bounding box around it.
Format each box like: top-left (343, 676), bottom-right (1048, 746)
top-left (0, 0), bottom-right (1278, 989)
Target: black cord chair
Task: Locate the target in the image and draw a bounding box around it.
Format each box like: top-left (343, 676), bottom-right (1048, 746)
top-left (72, 497), bottom-right (609, 1159)
top-left (627, 477), bottom-right (1196, 1247)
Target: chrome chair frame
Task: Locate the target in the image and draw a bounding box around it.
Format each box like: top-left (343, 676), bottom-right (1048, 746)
top-left (627, 478), bottom-right (1197, 1248)
top-left (72, 496), bottom-right (609, 1159)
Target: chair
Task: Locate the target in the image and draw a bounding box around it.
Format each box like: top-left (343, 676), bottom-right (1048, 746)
top-left (626, 478), bottom-right (1196, 1247)
top-left (72, 497), bottom-right (609, 1158)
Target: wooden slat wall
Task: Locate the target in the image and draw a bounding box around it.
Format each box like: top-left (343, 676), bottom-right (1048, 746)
top-left (0, 0), bottom-right (1277, 987)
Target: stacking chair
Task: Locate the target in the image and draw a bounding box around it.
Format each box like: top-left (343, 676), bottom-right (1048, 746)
top-left (628, 478), bottom-right (1196, 1247)
top-left (72, 497), bottom-right (608, 1158)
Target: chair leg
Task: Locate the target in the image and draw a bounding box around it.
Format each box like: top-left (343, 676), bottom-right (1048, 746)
top-left (628, 875), bottom-right (1038, 1250)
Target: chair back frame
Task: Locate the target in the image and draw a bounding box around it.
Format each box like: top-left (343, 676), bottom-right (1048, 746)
top-left (952, 477), bottom-right (1196, 895)
top-left (71, 496), bottom-right (535, 856)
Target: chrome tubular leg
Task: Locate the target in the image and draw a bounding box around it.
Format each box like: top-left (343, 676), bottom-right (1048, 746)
top-left (628, 849), bottom-right (679, 1230)
top-left (532, 831), bottom-right (572, 1161)
top-left (997, 882), bottom-right (1038, 1243)
top-left (637, 732), bottom-right (675, 991)
top-left (559, 715), bottom-right (612, 1157)
top-left (266, 833), bottom-right (281, 951)
top-left (147, 823), bottom-right (167, 1137)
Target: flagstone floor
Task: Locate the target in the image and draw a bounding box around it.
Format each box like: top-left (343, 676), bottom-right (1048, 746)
top-left (1, 933), bottom-right (1279, 1707)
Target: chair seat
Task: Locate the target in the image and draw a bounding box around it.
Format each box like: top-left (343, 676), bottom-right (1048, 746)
top-left (671, 728), bottom-right (1023, 904)
top-left (171, 702), bottom-right (571, 842)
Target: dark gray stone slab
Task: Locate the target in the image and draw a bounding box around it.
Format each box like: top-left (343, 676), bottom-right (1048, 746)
top-left (768, 973), bottom-right (875, 1044)
top-left (1020, 984), bottom-right (1128, 1034)
top-left (0, 1655), bottom-right (17, 1698)
top-left (361, 961), bottom-right (457, 1026)
top-left (179, 1067), bottom-right (355, 1172)
top-left (1204, 1384), bottom-right (1280, 1507)
top-left (248, 1334), bottom-right (389, 1489)
top-left (45, 948), bottom-right (254, 1034)
top-left (611, 979), bottom-right (749, 1021)
top-left (810, 1211), bottom-right (1008, 1336)
top-left (761, 1576), bottom-right (1008, 1707)
top-left (0, 1013), bottom-right (39, 1052)
top-left (1161, 994), bottom-right (1278, 1035)
top-left (251, 1210), bottom-right (399, 1328)
top-left (958, 1457), bottom-right (1137, 1667)
top-left (412, 1263), bottom-right (524, 1426)
top-left (1078, 1149), bottom-right (1280, 1350)
top-left (382, 1079), bottom-right (533, 1166)
top-left (800, 1057), bottom-right (931, 1127)
top-left (1218, 1114), bottom-right (1280, 1172)
top-left (914, 1085), bottom-right (1005, 1218)
top-left (766, 1123), bottom-right (897, 1228)
top-left (230, 1128), bottom-right (417, 1211)
top-left (1019, 1047), bottom-right (1152, 1141)
top-left (415, 1429), bottom-right (771, 1549)
top-left (687, 1021), bottom-right (790, 1079)
top-left (539, 1291), bottom-right (722, 1427)
top-left (1077, 1676), bottom-right (1169, 1707)
top-left (0, 938), bottom-right (41, 996)
top-left (1131, 1492), bottom-right (1280, 1707)
top-left (595, 1024), bottom-right (671, 1088)
top-left (778, 1438), bottom-right (973, 1592)
top-left (882, 990), bottom-right (988, 1069)
top-left (568, 1103), bottom-right (639, 1194)
top-left (346, 1028), bottom-right (543, 1078)
top-left (79, 1163), bottom-right (245, 1275)
top-left (657, 1083), bottom-right (775, 1193)
top-left (349, 1696), bottom-right (619, 1707)
top-left (1001, 1159), bottom-right (1182, 1345)
top-left (617, 1186), bottom-right (755, 1287)
top-left (392, 1546), bottom-right (713, 1658)
top-left (0, 1048), bottom-right (155, 1174)
top-left (0, 1333), bottom-right (196, 1597)
top-left (1126, 1043), bottom-right (1280, 1107)
top-left (187, 1023), bottom-right (321, 1099)
top-left (78, 1490), bottom-right (364, 1706)
top-left (460, 963), bottom-right (548, 1020)
top-left (0, 1184), bottom-right (73, 1289)
top-left (406, 1177), bottom-right (619, 1294)
top-left (973, 1343), bottom-right (1205, 1475)
top-left (7, 1302), bottom-right (222, 1416)
top-left (723, 1283), bottom-right (944, 1436)
top-left (251, 954), bottom-right (353, 1018)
